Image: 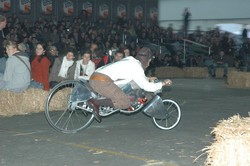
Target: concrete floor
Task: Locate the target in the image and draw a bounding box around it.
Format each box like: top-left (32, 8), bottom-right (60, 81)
top-left (0, 78), bottom-right (250, 166)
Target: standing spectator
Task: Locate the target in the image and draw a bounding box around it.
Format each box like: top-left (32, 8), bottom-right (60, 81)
top-left (242, 24), bottom-right (248, 40)
top-left (0, 40), bottom-right (30, 92)
top-left (183, 8), bottom-right (191, 38)
top-left (49, 49), bottom-right (76, 88)
top-left (74, 50), bottom-right (95, 80)
top-left (0, 15), bottom-right (7, 58)
top-left (30, 42), bottom-right (51, 91)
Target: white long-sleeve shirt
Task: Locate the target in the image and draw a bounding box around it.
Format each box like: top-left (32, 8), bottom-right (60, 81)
top-left (96, 56), bottom-right (163, 92)
top-left (74, 59), bottom-right (95, 80)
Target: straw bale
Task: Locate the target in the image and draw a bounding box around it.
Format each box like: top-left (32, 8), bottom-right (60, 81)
top-left (184, 67), bottom-right (208, 78)
top-left (227, 71), bottom-right (250, 88)
top-left (155, 66), bottom-right (185, 78)
top-left (204, 115), bottom-right (250, 166)
top-left (0, 88), bottom-right (70, 117)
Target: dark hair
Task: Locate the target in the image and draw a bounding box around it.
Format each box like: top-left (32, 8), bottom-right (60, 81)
top-left (36, 42), bottom-right (47, 63)
top-left (82, 50), bottom-right (92, 59)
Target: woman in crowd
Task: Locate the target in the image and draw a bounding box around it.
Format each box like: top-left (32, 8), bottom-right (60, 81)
top-left (74, 50), bottom-right (95, 80)
top-left (30, 42), bottom-right (51, 91)
top-left (49, 49), bottom-right (76, 88)
top-left (0, 40), bottom-right (30, 92)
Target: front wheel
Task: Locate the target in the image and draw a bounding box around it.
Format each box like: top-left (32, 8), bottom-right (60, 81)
top-left (152, 99), bottom-right (181, 130)
top-left (45, 80), bottom-right (95, 133)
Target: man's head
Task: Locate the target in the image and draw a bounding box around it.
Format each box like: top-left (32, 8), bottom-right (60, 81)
top-left (4, 40), bottom-right (18, 56)
top-left (65, 50), bottom-right (75, 61)
top-left (135, 47), bottom-right (153, 70)
top-left (48, 46), bottom-right (58, 56)
top-left (113, 50), bottom-right (124, 62)
top-left (0, 15), bottom-right (7, 30)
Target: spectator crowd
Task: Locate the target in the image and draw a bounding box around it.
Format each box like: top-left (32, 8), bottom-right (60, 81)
top-left (0, 13), bottom-right (249, 92)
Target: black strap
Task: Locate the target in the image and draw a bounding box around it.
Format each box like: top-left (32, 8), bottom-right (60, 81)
top-left (14, 55), bottom-right (31, 78)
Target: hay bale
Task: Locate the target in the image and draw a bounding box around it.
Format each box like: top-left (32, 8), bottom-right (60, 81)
top-left (155, 67), bottom-right (185, 78)
top-left (184, 67), bottom-right (208, 78)
top-left (227, 71), bottom-right (250, 88)
top-left (0, 88), bottom-right (69, 117)
top-left (204, 114), bottom-right (250, 166)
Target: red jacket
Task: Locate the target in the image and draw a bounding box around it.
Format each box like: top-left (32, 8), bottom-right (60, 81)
top-left (31, 55), bottom-right (51, 91)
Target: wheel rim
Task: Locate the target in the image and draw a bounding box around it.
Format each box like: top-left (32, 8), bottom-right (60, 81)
top-left (152, 99), bottom-right (181, 130)
top-left (45, 80), bottom-right (94, 133)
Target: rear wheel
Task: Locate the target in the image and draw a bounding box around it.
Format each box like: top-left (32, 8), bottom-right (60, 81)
top-left (45, 80), bottom-right (94, 133)
top-left (152, 99), bottom-right (181, 130)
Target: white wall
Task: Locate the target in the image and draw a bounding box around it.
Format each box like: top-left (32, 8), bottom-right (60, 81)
top-left (158, 0), bottom-right (250, 30)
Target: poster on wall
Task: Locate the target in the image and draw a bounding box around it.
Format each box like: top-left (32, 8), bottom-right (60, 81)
top-left (63, 0), bottom-right (74, 16)
top-left (149, 7), bottom-right (158, 21)
top-left (135, 5), bottom-right (143, 20)
top-left (19, 0), bottom-right (31, 14)
top-left (0, 0), bottom-right (11, 12)
top-left (82, 1), bottom-right (92, 17)
top-left (117, 4), bottom-right (126, 18)
top-left (99, 4), bottom-right (109, 19)
top-left (41, 0), bottom-right (53, 15)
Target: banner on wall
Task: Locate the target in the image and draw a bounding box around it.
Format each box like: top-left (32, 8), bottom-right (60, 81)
top-left (149, 7), bottom-right (158, 21)
top-left (117, 4), bottom-right (126, 18)
top-left (135, 5), bottom-right (143, 20)
top-left (19, 0), bottom-right (31, 14)
top-left (63, 0), bottom-right (74, 16)
top-left (99, 4), bottom-right (109, 19)
top-left (82, 1), bottom-right (92, 17)
top-left (0, 0), bottom-right (11, 12)
top-left (41, 0), bottom-right (52, 15)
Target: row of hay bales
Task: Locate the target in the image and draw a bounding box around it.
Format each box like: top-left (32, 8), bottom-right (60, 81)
top-left (203, 114), bottom-right (250, 166)
top-left (0, 88), bottom-right (68, 117)
top-left (155, 67), bottom-right (250, 89)
top-left (155, 66), bottom-right (237, 78)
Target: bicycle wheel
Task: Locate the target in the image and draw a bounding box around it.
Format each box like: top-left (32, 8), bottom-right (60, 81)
top-left (45, 80), bottom-right (94, 133)
top-left (152, 99), bottom-right (181, 130)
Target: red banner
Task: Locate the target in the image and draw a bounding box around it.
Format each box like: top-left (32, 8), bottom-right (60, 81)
top-left (0, 0), bottom-right (11, 12)
top-left (99, 4), bottom-right (109, 19)
top-left (135, 5), bottom-right (143, 20)
top-left (82, 1), bottom-right (92, 17)
top-left (117, 4), bottom-right (126, 18)
top-left (63, 0), bottom-right (74, 16)
top-left (19, 0), bottom-right (31, 14)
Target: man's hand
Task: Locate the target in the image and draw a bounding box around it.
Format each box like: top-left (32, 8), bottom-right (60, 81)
top-left (162, 79), bottom-right (172, 86)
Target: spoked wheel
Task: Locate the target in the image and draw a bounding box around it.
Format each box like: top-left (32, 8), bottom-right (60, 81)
top-left (152, 99), bottom-right (181, 130)
top-left (45, 80), bottom-right (94, 133)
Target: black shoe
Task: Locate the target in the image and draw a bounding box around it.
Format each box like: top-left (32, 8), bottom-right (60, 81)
top-left (223, 74), bottom-right (227, 78)
top-left (87, 99), bottom-right (101, 122)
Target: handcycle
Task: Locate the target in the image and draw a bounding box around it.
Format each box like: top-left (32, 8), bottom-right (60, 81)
top-left (45, 79), bottom-right (181, 133)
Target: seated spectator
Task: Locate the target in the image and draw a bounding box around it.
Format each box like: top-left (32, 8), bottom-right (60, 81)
top-left (49, 49), bottom-right (76, 88)
top-left (211, 51), bottom-right (228, 78)
top-left (185, 55), bottom-right (198, 67)
top-left (0, 40), bottom-right (30, 92)
top-left (47, 45), bottom-right (59, 67)
top-left (172, 54), bottom-right (184, 68)
top-left (96, 50), bottom-right (124, 68)
top-left (30, 42), bottom-right (51, 91)
top-left (204, 54), bottom-right (214, 76)
top-left (74, 50), bottom-right (95, 80)
top-left (123, 47), bottom-right (131, 57)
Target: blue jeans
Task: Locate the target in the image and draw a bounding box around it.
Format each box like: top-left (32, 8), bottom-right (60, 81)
top-left (29, 80), bottom-right (44, 89)
top-left (0, 57), bottom-right (7, 74)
